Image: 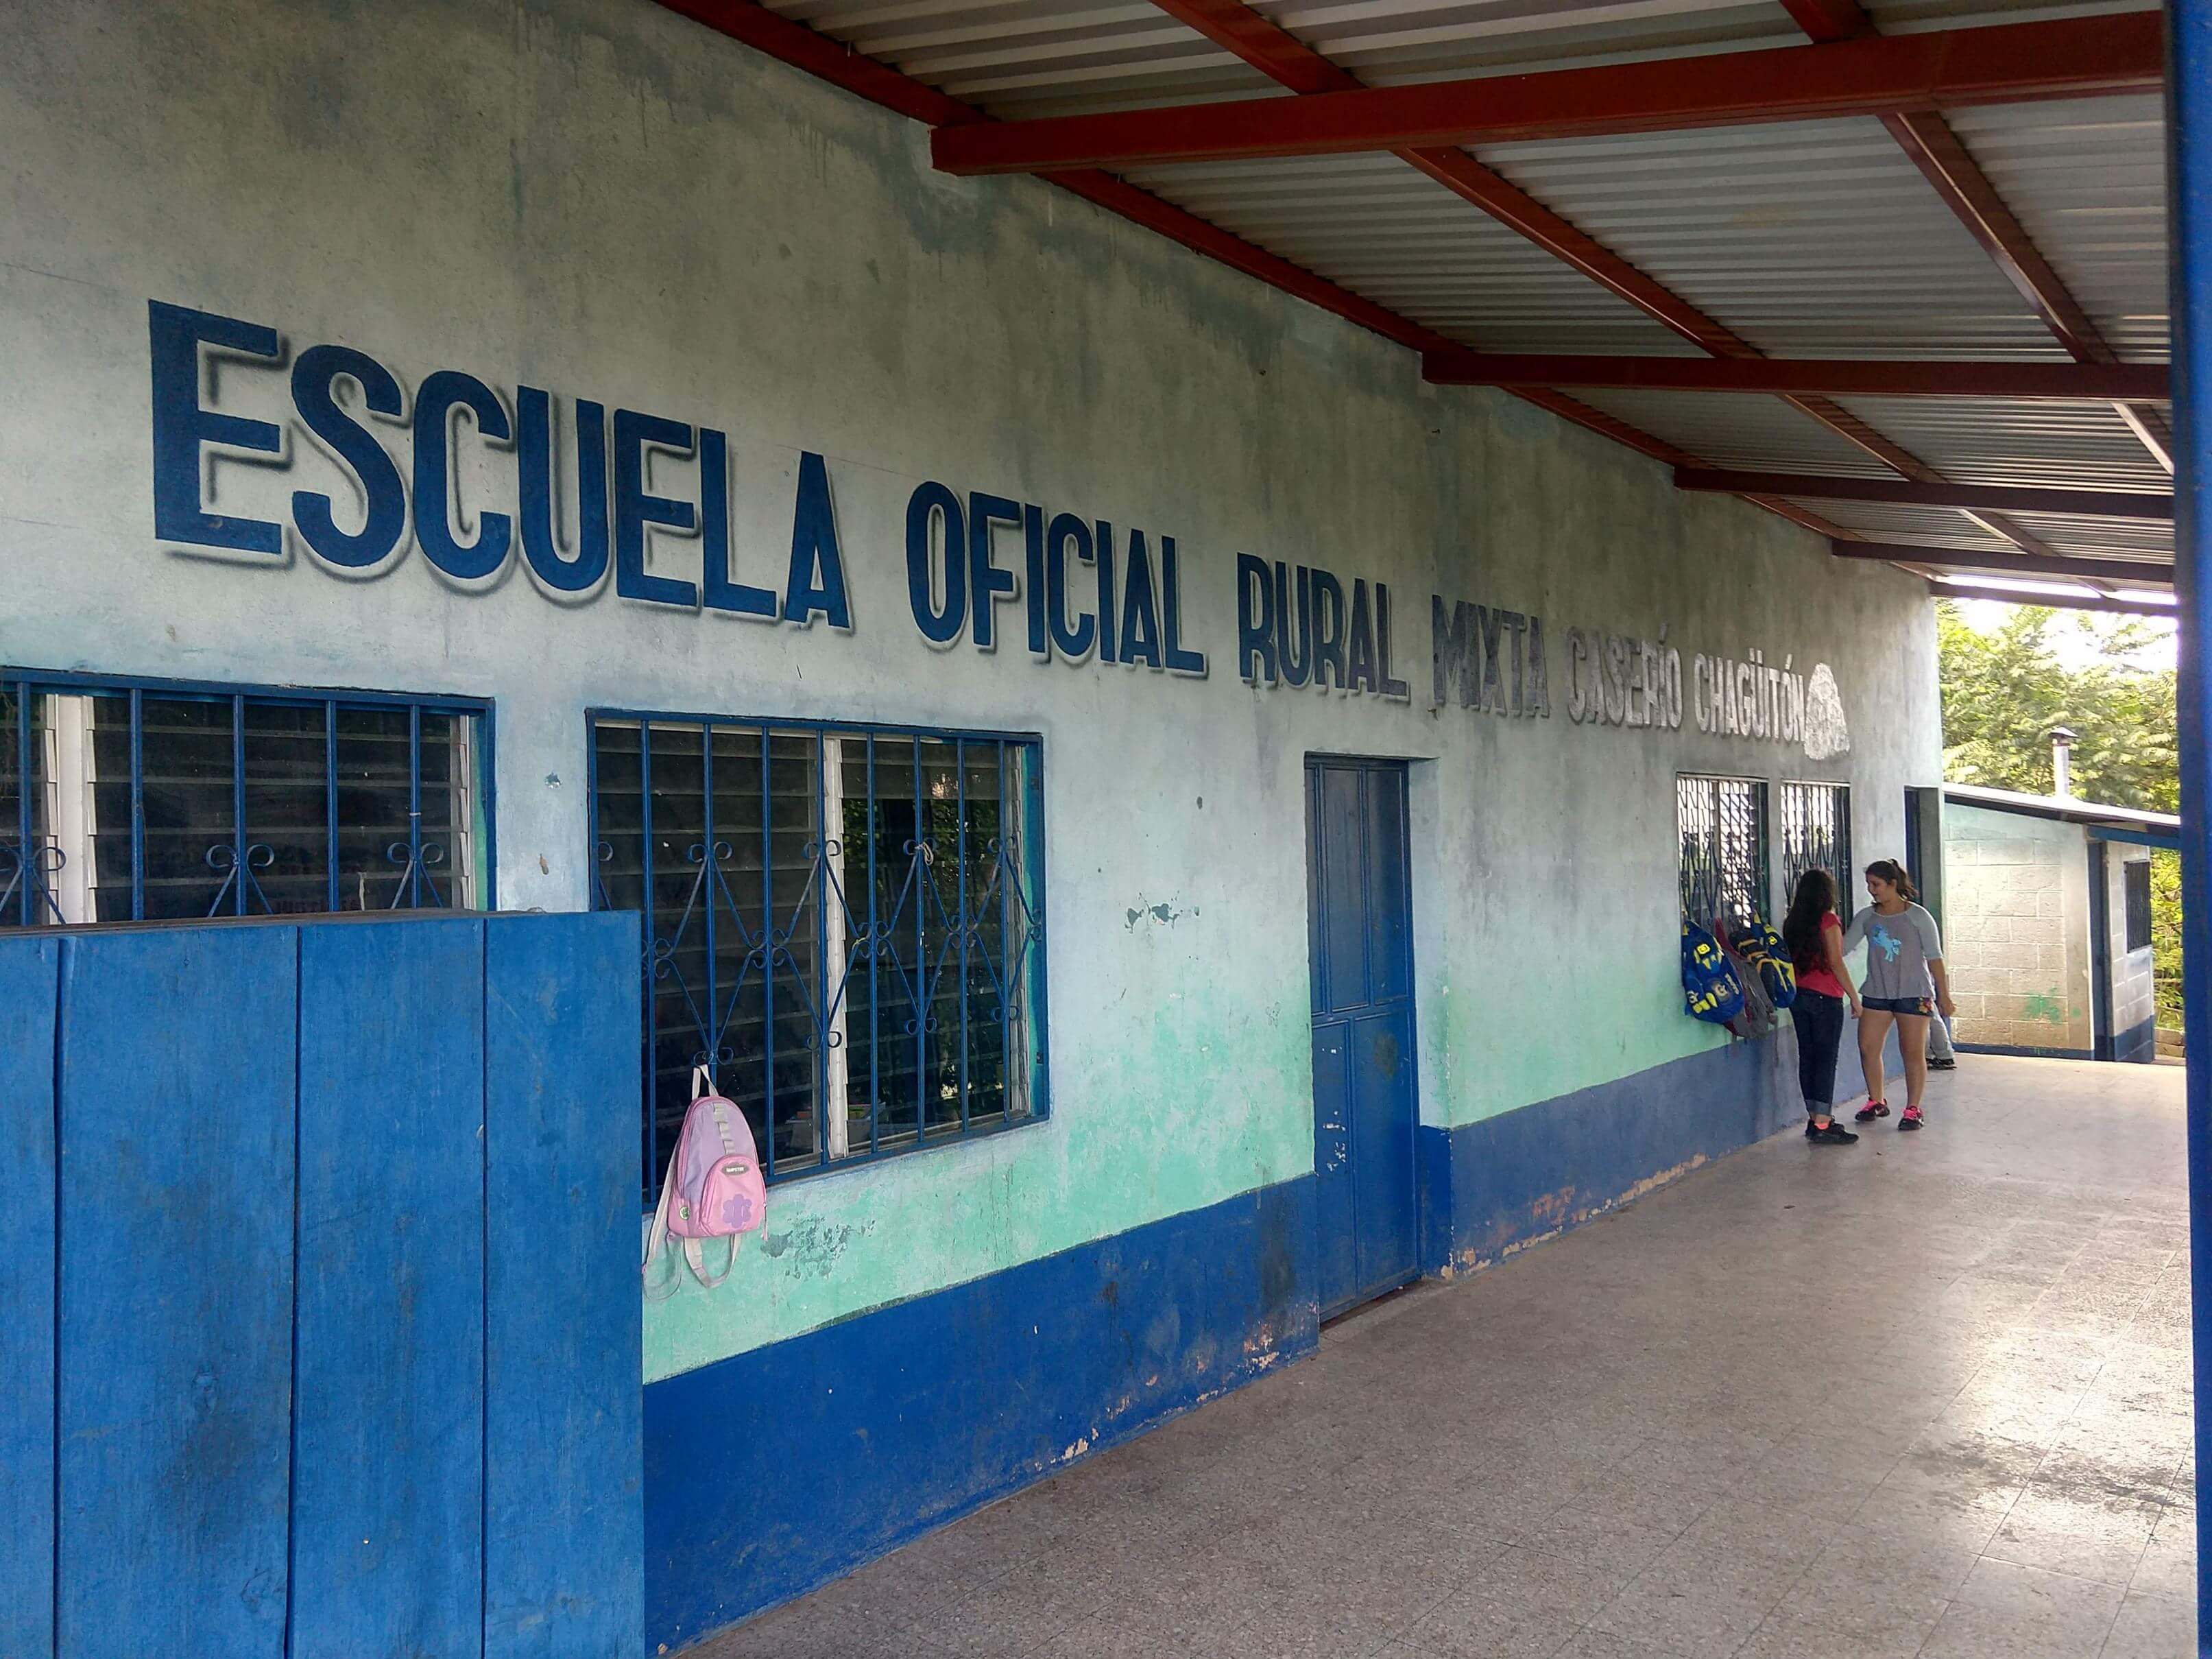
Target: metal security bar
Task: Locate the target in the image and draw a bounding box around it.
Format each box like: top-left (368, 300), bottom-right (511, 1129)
top-left (1779, 780), bottom-right (1853, 922)
top-left (1678, 774), bottom-right (1770, 929)
top-left (588, 713), bottom-right (1048, 1203)
top-left (0, 670), bottom-right (492, 927)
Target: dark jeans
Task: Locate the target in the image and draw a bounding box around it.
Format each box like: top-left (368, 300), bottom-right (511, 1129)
top-left (1791, 990), bottom-right (1847, 1114)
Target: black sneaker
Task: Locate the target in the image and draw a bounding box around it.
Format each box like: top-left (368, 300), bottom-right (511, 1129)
top-left (1808, 1121), bottom-right (1860, 1145)
top-left (1854, 1101), bottom-right (1890, 1123)
top-left (1927, 1056), bottom-right (1957, 1071)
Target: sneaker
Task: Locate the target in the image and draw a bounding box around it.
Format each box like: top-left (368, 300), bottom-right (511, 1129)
top-left (1854, 1101), bottom-right (1890, 1123)
top-left (1805, 1117), bottom-right (1822, 1138)
top-left (1927, 1056), bottom-right (1958, 1072)
top-left (1898, 1106), bottom-right (1925, 1131)
top-left (1808, 1121), bottom-right (1860, 1145)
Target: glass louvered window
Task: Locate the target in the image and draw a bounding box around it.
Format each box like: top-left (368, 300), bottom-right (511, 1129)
top-left (589, 715), bottom-right (1048, 1202)
top-left (1779, 781), bottom-right (1853, 924)
top-left (0, 671), bottom-right (488, 926)
top-left (1678, 774), bottom-right (1770, 929)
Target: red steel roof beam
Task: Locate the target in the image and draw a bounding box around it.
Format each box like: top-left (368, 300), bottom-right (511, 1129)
top-left (1421, 353), bottom-right (2167, 399)
top-left (932, 15), bottom-right (2163, 174)
top-left (1678, 468), bottom-right (2172, 518)
top-left (1829, 541), bottom-right (2172, 582)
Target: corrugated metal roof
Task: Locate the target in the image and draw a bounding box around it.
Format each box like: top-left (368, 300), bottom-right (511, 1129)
top-left (1828, 396), bottom-right (2172, 492)
top-left (1120, 154), bottom-right (1700, 352)
top-left (747, 0), bottom-right (2174, 590)
top-left (1570, 390), bottom-right (1903, 474)
top-left (1943, 95), bottom-right (2169, 363)
top-left (764, 1), bottom-right (1268, 115)
top-left (1476, 119), bottom-right (2065, 360)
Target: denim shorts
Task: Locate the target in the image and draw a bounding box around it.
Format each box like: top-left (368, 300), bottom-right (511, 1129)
top-left (1863, 994), bottom-right (1933, 1016)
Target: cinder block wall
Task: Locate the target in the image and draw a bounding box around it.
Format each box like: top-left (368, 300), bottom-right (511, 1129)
top-left (1944, 804), bottom-right (2093, 1054)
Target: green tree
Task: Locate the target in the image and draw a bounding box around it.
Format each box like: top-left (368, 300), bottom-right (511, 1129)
top-left (1937, 600), bottom-right (2182, 1026)
top-left (1938, 602), bottom-right (2177, 810)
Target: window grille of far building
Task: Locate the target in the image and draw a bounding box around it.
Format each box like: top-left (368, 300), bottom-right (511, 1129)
top-left (1779, 781), bottom-right (1853, 924)
top-left (2124, 858), bottom-right (2153, 953)
top-left (0, 671), bottom-right (490, 926)
top-left (588, 714), bottom-right (1049, 1204)
top-left (1678, 774), bottom-right (1770, 931)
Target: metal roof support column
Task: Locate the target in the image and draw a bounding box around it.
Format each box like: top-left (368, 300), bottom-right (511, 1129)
top-left (2168, 0), bottom-right (2212, 1632)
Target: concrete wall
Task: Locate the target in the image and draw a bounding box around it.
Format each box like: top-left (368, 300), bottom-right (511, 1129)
top-left (2105, 848), bottom-right (2159, 1061)
top-left (0, 0), bottom-right (1943, 1390)
top-left (1943, 804), bottom-right (2093, 1055)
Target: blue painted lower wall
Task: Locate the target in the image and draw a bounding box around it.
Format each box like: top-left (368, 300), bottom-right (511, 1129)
top-left (643, 1175), bottom-right (1318, 1651)
top-left (645, 1019), bottom-right (1906, 1651)
top-left (2115, 1014), bottom-right (2160, 1064)
top-left (1958, 1042), bottom-right (2098, 1061)
top-left (1419, 1020), bottom-right (1901, 1278)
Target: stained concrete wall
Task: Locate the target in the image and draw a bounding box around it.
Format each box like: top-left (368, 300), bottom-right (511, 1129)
top-left (0, 0), bottom-right (1943, 1384)
top-left (1944, 805), bottom-right (2093, 1054)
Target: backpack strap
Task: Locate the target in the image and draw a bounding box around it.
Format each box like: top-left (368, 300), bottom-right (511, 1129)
top-left (642, 1167), bottom-right (682, 1302)
top-left (682, 1233), bottom-right (740, 1291)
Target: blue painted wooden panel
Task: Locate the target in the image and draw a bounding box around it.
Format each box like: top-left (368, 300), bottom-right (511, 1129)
top-left (292, 918), bottom-right (487, 1659)
top-left (1351, 1010), bottom-right (1419, 1298)
top-left (57, 927), bottom-right (298, 1659)
top-left (1306, 759), bottom-right (1419, 1319)
top-left (0, 936), bottom-right (59, 1659)
top-left (484, 911), bottom-right (643, 1659)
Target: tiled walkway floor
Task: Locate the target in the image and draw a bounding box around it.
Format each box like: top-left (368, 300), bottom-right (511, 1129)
top-left (697, 1056), bottom-right (2196, 1658)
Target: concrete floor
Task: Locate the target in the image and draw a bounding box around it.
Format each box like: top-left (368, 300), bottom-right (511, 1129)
top-left (695, 1055), bottom-right (2197, 1658)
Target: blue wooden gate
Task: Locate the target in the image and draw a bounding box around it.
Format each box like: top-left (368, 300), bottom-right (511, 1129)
top-left (1306, 758), bottom-right (1421, 1319)
top-left (0, 911), bottom-right (642, 1659)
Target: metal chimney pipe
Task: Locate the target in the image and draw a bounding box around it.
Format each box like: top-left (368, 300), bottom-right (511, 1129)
top-left (2050, 726), bottom-right (2078, 799)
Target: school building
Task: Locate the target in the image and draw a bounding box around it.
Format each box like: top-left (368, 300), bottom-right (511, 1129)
top-left (0, 1), bottom-right (2203, 1655)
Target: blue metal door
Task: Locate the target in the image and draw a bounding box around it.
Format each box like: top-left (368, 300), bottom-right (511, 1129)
top-left (1306, 757), bottom-right (1419, 1320)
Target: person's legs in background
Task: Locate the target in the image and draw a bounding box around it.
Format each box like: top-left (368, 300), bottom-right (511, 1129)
top-left (1926, 1007), bottom-right (1957, 1070)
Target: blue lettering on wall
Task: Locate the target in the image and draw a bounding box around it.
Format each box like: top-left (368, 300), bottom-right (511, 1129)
top-left (906, 482), bottom-right (967, 645)
top-left (1236, 553), bottom-right (1276, 685)
top-left (699, 428), bottom-right (775, 619)
top-left (414, 370), bottom-right (514, 582)
top-left (1044, 514), bottom-right (1096, 662)
top-left (612, 409), bottom-right (697, 609)
top-left (149, 300), bottom-right (284, 556)
top-left (142, 301), bottom-right (1266, 691)
top-left (967, 493), bottom-right (1022, 652)
top-left (290, 344), bottom-right (407, 571)
top-left (784, 453), bottom-right (851, 629)
top-left (518, 387), bottom-right (611, 595)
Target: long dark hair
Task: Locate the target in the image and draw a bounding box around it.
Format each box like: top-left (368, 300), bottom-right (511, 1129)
top-left (1782, 868), bottom-right (1838, 962)
top-left (1864, 858), bottom-right (1919, 902)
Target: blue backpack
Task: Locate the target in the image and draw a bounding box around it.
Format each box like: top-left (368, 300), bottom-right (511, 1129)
top-left (1729, 919), bottom-right (1798, 1011)
top-left (1681, 921), bottom-right (1745, 1024)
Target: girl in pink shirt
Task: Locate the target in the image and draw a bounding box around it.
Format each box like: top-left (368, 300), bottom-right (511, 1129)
top-left (1781, 869), bottom-right (1862, 1145)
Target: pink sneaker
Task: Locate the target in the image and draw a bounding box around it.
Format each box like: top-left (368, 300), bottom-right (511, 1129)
top-left (1854, 1100), bottom-right (1890, 1123)
top-left (1898, 1106), bottom-right (1925, 1131)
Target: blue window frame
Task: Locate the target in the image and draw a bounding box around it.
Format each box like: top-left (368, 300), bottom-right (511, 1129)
top-left (0, 669), bottom-right (493, 926)
top-left (588, 712), bottom-right (1049, 1202)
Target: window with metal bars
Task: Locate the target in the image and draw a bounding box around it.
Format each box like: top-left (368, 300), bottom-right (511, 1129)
top-left (1778, 781), bottom-right (1853, 924)
top-left (588, 713), bottom-right (1048, 1202)
top-left (1677, 774), bottom-right (1770, 929)
top-left (0, 671), bottom-right (490, 926)
top-left (2124, 859), bottom-right (2152, 953)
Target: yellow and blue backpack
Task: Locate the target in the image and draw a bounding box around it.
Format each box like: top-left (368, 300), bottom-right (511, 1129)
top-left (1728, 919), bottom-right (1799, 1010)
top-left (1681, 921), bottom-right (1745, 1024)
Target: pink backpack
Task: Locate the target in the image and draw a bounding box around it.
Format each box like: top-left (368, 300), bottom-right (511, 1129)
top-left (642, 1069), bottom-right (767, 1300)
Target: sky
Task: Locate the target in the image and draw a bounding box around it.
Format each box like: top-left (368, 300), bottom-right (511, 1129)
top-left (1948, 596), bottom-right (2177, 671)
